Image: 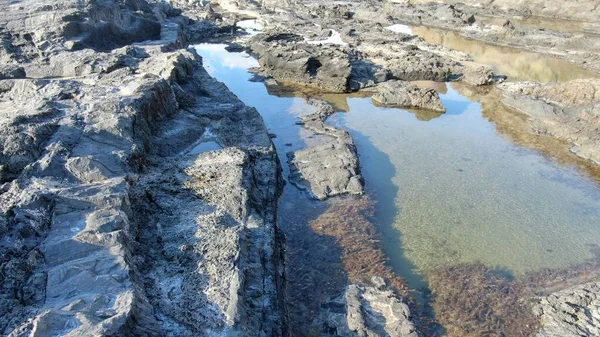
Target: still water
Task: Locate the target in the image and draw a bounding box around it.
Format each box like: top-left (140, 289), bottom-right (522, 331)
top-left (194, 43), bottom-right (600, 287)
top-left (328, 89), bottom-right (600, 276)
top-left (388, 24), bottom-right (599, 82)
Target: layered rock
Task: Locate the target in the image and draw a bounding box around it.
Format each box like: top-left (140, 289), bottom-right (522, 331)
top-left (249, 32), bottom-right (386, 92)
top-left (0, 0), bottom-right (161, 62)
top-left (498, 79), bottom-right (600, 164)
top-left (535, 282), bottom-right (600, 337)
top-left (0, 1), bottom-right (284, 336)
top-left (288, 141), bottom-right (363, 200)
top-left (287, 101), bottom-right (364, 200)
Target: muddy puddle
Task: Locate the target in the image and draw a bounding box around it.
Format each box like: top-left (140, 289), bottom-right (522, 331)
top-left (387, 24), bottom-right (599, 82)
top-left (194, 43), bottom-right (600, 335)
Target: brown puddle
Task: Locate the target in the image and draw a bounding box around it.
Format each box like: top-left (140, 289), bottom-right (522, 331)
top-left (411, 25), bottom-right (600, 82)
top-left (477, 15), bottom-right (593, 36)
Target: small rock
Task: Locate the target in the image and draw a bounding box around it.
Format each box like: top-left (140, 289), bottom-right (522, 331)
top-left (372, 80), bottom-right (446, 112)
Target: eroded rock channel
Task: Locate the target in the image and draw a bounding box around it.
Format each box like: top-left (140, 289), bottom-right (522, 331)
top-left (2, 0), bottom-right (600, 336)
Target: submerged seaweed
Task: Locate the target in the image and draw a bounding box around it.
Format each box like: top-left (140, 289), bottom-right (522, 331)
top-left (427, 248), bottom-right (600, 337)
top-left (428, 263), bottom-right (538, 337)
top-left (311, 196), bottom-right (411, 295)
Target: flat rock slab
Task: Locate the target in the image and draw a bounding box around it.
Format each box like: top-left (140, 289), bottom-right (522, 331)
top-left (498, 79), bottom-right (600, 164)
top-left (372, 80), bottom-right (446, 112)
top-left (288, 140), bottom-right (363, 200)
top-left (535, 281), bottom-right (600, 337)
top-left (318, 277), bottom-right (420, 337)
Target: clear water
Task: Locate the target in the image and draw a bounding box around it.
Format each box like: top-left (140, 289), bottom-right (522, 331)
top-left (187, 141), bottom-right (222, 154)
top-left (194, 44), bottom-right (323, 174)
top-left (328, 88), bottom-right (600, 276)
top-left (194, 43), bottom-right (600, 288)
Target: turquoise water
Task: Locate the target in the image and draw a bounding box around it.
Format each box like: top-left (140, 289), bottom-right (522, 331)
top-left (195, 43), bottom-right (600, 287)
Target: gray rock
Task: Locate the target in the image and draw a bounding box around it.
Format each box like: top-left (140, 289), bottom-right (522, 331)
top-left (535, 282), bottom-right (600, 337)
top-left (0, 0), bottom-right (284, 335)
top-left (357, 41), bottom-right (454, 82)
top-left (460, 63), bottom-right (495, 86)
top-left (372, 80), bottom-right (446, 112)
top-left (382, 1), bottom-right (600, 73)
top-left (408, 0), bottom-right (600, 23)
top-left (250, 32), bottom-right (354, 92)
top-left (498, 79), bottom-right (600, 164)
top-left (318, 281), bottom-right (420, 337)
top-left (288, 140), bottom-right (364, 200)
top-left (286, 99), bottom-right (365, 200)
top-left (0, 65), bottom-right (25, 79)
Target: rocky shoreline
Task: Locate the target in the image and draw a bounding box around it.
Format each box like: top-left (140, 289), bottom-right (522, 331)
top-left (201, 0), bottom-right (600, 336)
top-left (1, 0), bottom-right (600, 336)
top-left (0, 0), bottom-right (283, 335)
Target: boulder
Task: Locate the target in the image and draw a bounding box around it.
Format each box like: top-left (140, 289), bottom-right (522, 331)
top-left (372, 80), bottom-right (446, 112)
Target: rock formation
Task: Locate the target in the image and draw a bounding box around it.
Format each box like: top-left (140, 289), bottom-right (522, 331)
top-left (499, 79), bottom-right (600, 164)
top-left (0, 1), bottom-right (283, 336)
top-left (372, 80), bottom-right (446, 112)
top-left (535, 282), bottom-right (600, 337)
top-left (288, 100), bottom-right (364, 200)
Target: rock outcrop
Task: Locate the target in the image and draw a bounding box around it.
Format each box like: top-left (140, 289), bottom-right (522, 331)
top-left (407, 0), bottom-right (600, 23)
top-left (498, 79), bottom-right (600, 164)
top-left (372, 80), bottom-right (446, 112)
top-left (288, 141), bottom-right (363, 200)
top-left (319, 277), bottom-right (420, 337)
top-left (0, 1), bottom-right (284, 336)
top-left (381, 0), bottom-right (600, 72)
top-left (535, 282), bottom-right (600, 337)
top-left (287, 101), bottom-right (364, 200)
top-left (249, 32), bottom-right (390, 92)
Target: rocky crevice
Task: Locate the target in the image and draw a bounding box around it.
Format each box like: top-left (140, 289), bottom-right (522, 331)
top-left (0, 0), bottom-right (285, 336)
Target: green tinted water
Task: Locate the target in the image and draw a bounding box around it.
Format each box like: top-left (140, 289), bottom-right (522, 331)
top-left (327, 87), bottom-right (600, 276)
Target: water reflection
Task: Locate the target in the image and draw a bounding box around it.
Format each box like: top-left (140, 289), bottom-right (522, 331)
top-left (477, 15), bottom-right (587, 35)
top-left (411, 26), bottom-right (599, 82)
top-left (195, 44), bottom-right (412, 335)
top-left (195, 42), bottom-right (600, 335)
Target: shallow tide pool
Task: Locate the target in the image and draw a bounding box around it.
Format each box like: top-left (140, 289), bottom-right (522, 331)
top-left (328, 88), bottom-right (600, 277)
top-left (194, 43), bottom-right (600, 290)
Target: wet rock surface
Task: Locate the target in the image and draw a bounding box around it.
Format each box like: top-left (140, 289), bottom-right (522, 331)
top-left (288, 101), bottom-right (364, 200)
top-left (372, 80), bottom-right (446, 112)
